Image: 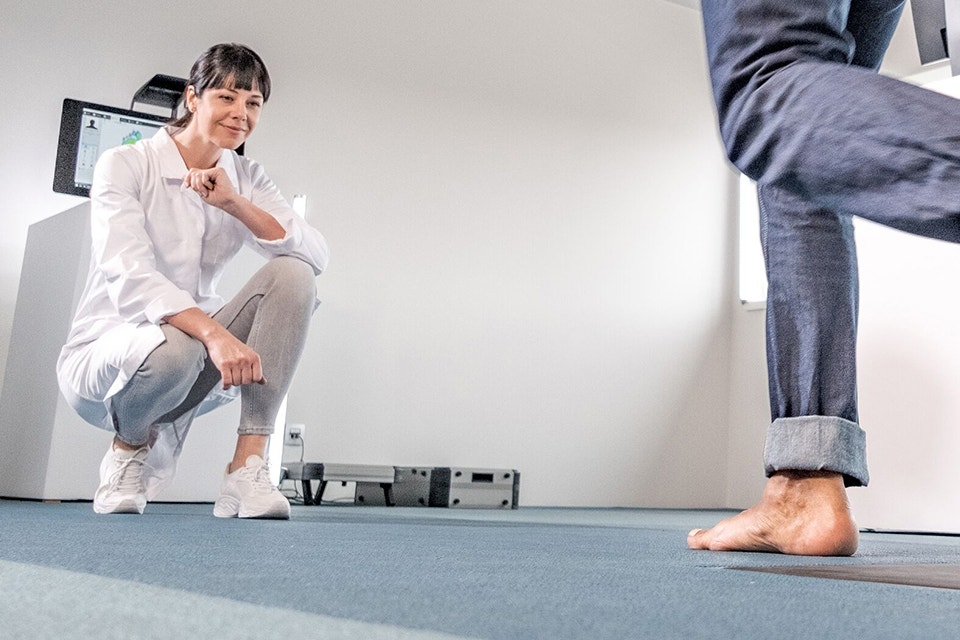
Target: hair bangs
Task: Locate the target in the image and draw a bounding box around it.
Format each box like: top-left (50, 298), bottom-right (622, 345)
top-left (194, 44), bottom-right (271, 102)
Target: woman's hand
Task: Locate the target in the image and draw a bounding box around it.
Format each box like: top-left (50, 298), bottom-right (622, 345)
top-left (163, 307), bottom-right (265, 390)
top-left (183, 167), bottom-right (239, 211)
top-left (204, 330), bottom-right (266, 390)
top-left (182, 167), bottom-right (285, 241)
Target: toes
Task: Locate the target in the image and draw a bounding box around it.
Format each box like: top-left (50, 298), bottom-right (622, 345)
top-left (687, 527), bottom-right (708, 549)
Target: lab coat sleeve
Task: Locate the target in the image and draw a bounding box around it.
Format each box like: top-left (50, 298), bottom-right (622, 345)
top-left (90, 148), bottom-right (199, 324)
top-left (243, 161), bottom-right (330, 275)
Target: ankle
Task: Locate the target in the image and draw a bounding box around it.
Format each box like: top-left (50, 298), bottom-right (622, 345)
top-left (229, 454), bottom-right (266, 474)
top-left (765, 470), bottom-right (847, 501)
top-left (113, 437), bottom-right (146, 453)
top-left (230, 435), bottom-right (269, 473)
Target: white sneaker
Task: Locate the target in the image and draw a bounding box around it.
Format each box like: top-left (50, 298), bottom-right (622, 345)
top-left (94, 444), bottom-right (149, 514)
top-left (213, 455), bottom-right (290, 519)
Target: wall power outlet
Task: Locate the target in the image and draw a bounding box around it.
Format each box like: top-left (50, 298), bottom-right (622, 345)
top-left (284, 423), bottom-right (305, 446)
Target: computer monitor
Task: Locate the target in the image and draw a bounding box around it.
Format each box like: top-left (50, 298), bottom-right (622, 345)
top-left (53, 98), bottom-right (170, 196)
top-left (53, 98), bottom-right (168, 197)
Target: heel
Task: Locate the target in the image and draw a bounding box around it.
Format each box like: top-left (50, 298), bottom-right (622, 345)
top-left (213, 495), bottom-right (240, 518)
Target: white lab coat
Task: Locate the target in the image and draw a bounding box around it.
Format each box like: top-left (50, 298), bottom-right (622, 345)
top-left (57, 127), bottom-right (329, 432)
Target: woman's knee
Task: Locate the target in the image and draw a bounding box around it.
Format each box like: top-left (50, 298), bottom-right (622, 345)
top-left (147, 326), bottom-right (206, 383)
top-left (265, 256), bottom-right (317, 307)
top-left (112, 329), bottom-right (205, 426)
top-left (276, 255), bottom-right (316, 284)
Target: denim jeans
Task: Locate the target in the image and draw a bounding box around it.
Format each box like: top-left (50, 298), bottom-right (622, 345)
top-left (110, 256), bottom-right (317, 446)
top-left (701, 0), bottom-right (960, 486)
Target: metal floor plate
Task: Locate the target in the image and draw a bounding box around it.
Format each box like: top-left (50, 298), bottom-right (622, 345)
top-left (736, 564), bottom-right (960, 590)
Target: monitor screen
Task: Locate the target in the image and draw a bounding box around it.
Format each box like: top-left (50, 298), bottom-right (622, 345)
top-left (53, 98), bottom-right (168, 197)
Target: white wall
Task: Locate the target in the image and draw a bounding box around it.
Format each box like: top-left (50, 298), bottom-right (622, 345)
top-left (848, 69), bottom-right (960, 532)
top-left (1, 1), bottom-right (734, 507)
top-left (851, 219), bottom-right (960, 532)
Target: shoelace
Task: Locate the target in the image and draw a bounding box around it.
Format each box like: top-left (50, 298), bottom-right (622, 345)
top-left (110, 451), bottom-right (149, 493)
top-left (238, 461), bottom-right (275, 495)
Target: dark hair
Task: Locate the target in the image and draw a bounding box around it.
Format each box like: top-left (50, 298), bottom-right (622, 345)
top-left (170, 43), bottom-right (271, 128)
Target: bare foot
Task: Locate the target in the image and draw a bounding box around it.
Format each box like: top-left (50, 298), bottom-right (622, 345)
top-left (686, 471), bottom-right (859, 556)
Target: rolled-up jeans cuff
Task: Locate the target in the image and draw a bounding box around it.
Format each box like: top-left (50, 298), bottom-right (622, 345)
top-left (764, 416), bottom-right (869, 487)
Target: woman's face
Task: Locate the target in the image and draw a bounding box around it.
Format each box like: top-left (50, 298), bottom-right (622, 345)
top-left (185, 78), bottom-right (263, 150)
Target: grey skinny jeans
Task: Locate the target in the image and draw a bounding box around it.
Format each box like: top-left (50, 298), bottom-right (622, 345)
top-left (110, 256), bottom-right (317, 447)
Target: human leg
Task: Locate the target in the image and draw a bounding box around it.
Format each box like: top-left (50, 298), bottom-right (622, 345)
top-left (689, 187), bottom-right (864, 554)
top-left (213, 256), bottom-right (316, 465)
top-left (97, 257), bottom-right (315, 516)
top-left (109, 325), bottom-right (207, 447)
top-left (161, 256), bottom-right (316, 447)
top-left (692, 0), bottom-right (907, 554)
top-left (702, 0), bottom-right (960, 241)
top-left (205, 256), bottom-right (317, 518)
top-left (760, 185), bottom-right (867, 486)
top-left (95, 325), bottom-right (207, 513)
top-left (221, 256), bottom-right (316, 451)
top-left (689, 187), bottom-right (863, 553)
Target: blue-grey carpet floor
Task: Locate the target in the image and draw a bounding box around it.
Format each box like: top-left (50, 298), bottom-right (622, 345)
top-left (1, 500), bottom-right (959, 639)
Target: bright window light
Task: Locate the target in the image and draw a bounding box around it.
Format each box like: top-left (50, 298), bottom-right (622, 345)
top-left (267, 394), bottom-right (288, 485)
top-left (292, 194), bottom-right (307, 218)
top-left (739, 174), bottom-right (767, 304)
